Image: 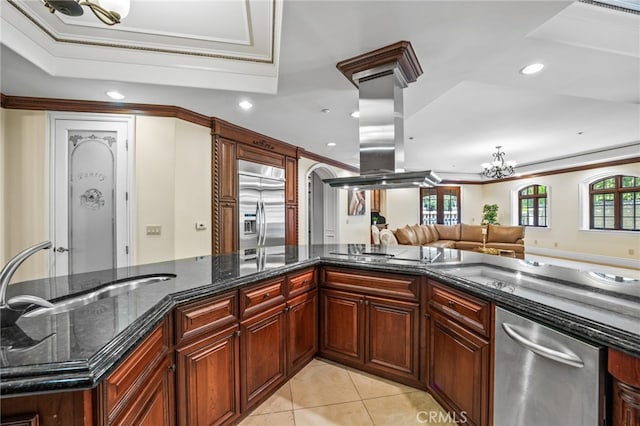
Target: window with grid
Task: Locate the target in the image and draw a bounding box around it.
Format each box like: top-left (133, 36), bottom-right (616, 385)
top-left (518, 185), bottom-right (548, 227)
top-left (590, 175), bottom-right (640, 231)
top-left (420, 187), bottom-right (461, 225)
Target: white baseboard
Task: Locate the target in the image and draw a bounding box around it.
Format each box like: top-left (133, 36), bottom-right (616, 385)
top-left (525, 247), bottom-right (640, 270)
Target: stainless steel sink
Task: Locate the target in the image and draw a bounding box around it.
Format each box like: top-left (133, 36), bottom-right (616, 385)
top-left (22, 274), bottom-right (176, 318)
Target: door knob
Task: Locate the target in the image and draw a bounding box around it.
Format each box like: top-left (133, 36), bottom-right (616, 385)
top-left (55, 247), bottom-right (69, 253)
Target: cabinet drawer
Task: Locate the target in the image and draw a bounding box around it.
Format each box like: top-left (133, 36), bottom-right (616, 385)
top-left (102, 319), bottom-right (170, 419)
top-left (322, 267), bottom-right (419, 301)
top-left (175, 290), bottom-right (238, 345)
top-left (428, 281), bottom-right (490, 337)
top-left (240, 277), bottom-right (286, 319)
top-left (287, 267), bottom-right (316, 297)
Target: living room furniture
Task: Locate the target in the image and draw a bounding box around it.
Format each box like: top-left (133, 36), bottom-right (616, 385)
top-left (382, 223), bottom-right (525, 259)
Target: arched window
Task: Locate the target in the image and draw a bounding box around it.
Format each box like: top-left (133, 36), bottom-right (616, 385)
top-left (518, 184), bottom-right (548, 227)
top-left (590, 175), bottom-right (640, 231)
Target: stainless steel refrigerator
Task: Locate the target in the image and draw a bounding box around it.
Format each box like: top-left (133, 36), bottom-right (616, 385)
top-left (238, 160), bottom-right (286, 258)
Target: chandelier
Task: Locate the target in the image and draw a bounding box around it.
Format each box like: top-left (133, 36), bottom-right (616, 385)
top-left (44, 0), bottom-right (130, 26)
top-left (481, 146), bottom-right (516, 179)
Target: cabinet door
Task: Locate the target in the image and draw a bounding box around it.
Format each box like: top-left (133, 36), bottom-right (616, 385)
top-left (218, 137), bottom-right (237, 202)
top-left (429, 312), bottom-right (489, 426)
top-left (285, 204), bottom-right (297, 246)
top-left (241, 304), bottom-right (287, 410)
top-left (285, 156), bottom-right (297, 204)
top-left (112, 355), bottom-right (175, 426)
top-left (287, 290), bottom-right (318, 374)
top-left (365, 296), bottom-right (419, 381)
top-left (176, 325), bottom-right (240, 426)
top-left (612, 379), bottom-right (640, 426)
top-left (320, 289), bottom-right (364, 366)
top-left (219, 202), bottom-right (237, 253)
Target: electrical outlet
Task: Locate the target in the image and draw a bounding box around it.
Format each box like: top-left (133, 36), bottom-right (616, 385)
top-left (534, 239), bottom-right (538, 245)
top-left (146, 225), bottom-right (161, 236)
top-left (553, 242), bottom-right (558, 247)
top-left (629, 248), bottom-right (635, 255)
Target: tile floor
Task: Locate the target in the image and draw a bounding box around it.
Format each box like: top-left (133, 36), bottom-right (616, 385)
top-left (239, 358), bottom-right (456, 426)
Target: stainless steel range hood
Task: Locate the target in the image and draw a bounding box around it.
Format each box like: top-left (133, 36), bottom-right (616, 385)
top-left (323, 41), bottom-right (441, 190)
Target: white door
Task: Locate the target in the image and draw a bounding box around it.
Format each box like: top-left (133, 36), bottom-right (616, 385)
top-left (50, 113), bottom-right (133, 276)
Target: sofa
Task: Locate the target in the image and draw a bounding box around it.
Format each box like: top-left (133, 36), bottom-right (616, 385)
top-left (379, 223), bottom-right (525, 259)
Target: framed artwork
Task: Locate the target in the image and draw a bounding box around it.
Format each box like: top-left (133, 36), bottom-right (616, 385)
top-left (348, 189), bottom-right (366, 216)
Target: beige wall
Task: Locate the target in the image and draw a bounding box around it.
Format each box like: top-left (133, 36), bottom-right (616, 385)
top-left (481, 162), bottom-right (640, 265)
top-left (134, 116), bottom-right (212, 265)
top-left (2, 109), bottom-right (49, 283)
top-left (385, 188), bottom-right (420, 230)
top-left (2, 109), bottom-right (212, 282)
top-left (173, 119), bottom-right (211, 260)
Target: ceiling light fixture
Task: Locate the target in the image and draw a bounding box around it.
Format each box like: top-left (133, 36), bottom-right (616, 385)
top-left (520, 63), bottom-right (544, 75)
top-left (105, 90), bottom-right (124, 100)
top-left (481, 146), bottom-right (516, 179)
top-left (44, 0), bottom-right (130, 26)
top-left (239, 100), bottom-right (253, 110)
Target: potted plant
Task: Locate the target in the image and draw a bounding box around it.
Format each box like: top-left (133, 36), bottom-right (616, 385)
top-left (481, 204), bottom-right (500, 225)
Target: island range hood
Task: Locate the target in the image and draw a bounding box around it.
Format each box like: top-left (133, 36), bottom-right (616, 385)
top-left (323, 41), bottom-right (441, 190)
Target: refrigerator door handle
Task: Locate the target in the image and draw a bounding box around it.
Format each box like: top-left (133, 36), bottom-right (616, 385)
top-left (261, 200), bottom-right (268, 246)
top-left (258, 200), bottom-right (266, 246)
top-left (255, 201), bottom-right (262, 245)
top-left (502, 322), bottom-right (585, 368)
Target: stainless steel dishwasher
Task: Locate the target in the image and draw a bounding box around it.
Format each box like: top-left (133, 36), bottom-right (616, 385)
top-left (494, 307), bottom-right (605, 426)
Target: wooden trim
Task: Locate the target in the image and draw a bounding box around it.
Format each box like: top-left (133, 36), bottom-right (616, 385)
top-left (609, 348), bottom-right (640, 386)
top-left (212, 117), bottom-right (298, 158)
top-left (298, 148), bottom-right (360, 173)
top-left (336, 41), bottom-right (423, 87)
top-left (212, 135), bottom-right (221, 255)
top-left (1, 95), bottom-right (211, 128)
top-left (442, 157), bottom-right (640, 186)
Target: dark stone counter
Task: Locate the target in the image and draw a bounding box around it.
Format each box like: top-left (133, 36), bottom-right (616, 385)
top-left (1, 244), bottom-right (638, 396)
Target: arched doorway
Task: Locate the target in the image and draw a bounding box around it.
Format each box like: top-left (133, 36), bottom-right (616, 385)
top-left (306, 165), bottom-right (338, 245)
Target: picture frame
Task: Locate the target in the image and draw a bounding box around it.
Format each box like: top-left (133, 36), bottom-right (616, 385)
top-left (347, 189), bottom-right (366, 216)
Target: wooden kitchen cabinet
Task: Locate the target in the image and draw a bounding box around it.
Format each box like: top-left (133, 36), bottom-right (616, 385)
top-left (96, 318), bottom-right (174, 426)
top-left (285, 156), bottom-right (297, 204)
top-left (287, 290), bottom-right (318, 374)
top-left (320, 288), bottom-right (365, 365)
top-left (176, 325), bottom-right (240, 426)
top-left (609, 348), bottom-right (640, 426)
top-left (426, 280), bottom-right (491, 426)
top-left (240, 303), bottom-right (287, 411)
top-left (319, 267), bottom-right (422, 386)
top-left (366, 295), bottom-right (419, 382)
top-left (285, 204), bottom-right (298, 246)
top-left (110, 354), bottom-right (175, 426)
top-left (174, 291), bottom-right (240, 426)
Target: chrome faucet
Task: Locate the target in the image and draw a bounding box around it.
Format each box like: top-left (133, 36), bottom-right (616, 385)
top-left (0, 241), bottom-right (55, 327)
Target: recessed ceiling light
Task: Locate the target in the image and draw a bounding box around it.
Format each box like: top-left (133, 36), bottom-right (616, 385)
top-left (239, 100), bottom-right (253, 110)
top-left (327, 142), bottom-right (336, 147)
top-left (350, 111), bottom-right (360, 118)
top-left (520, 63), bottom-right (544, 75)
top-left (321, 108), bottom-right (330, 113)
top-left (106, 90), bottom-right (125, 100)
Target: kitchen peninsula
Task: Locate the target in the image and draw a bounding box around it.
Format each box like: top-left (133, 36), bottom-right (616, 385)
top-left (1, 245), bottom-right (639, 425)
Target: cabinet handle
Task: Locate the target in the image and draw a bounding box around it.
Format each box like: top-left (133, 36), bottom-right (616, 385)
top-left (284, 306), bottom-right (290, 312)
top-left (235, 330), bottom-right (241, 337)
top-left (263, 293), bottom-right (270, 299)
top-left (168, 364), bottom-right (176, 372)
top-left (424, 313), bottom-right (431, 319)
top-left (447, 300), bottom-right (455, 308)
top-left (359, 300), bottom-right (363, 304)
top-left (303, 279), bottom-right (307, 285)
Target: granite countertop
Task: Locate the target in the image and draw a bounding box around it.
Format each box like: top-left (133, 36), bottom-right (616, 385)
top-left (1, 244), bottom-right (639, 396)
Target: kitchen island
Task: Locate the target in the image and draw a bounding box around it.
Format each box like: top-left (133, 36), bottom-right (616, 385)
top-left (1, 244), bottom-right (639, 425)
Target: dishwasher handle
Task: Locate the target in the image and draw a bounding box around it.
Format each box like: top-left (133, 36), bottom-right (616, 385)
top-left (502, 322), bottom-right (585, 368)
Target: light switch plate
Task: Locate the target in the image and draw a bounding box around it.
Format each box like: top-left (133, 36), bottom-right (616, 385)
top-left (146, 225), bottom-right (161, 235)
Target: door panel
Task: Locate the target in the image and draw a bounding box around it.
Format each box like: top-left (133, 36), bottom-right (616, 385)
top-left (52, 115), bottom-right (131, 277)
top-left (287, 290), bottom-right (318, 373)
top-left (320, 289), bottom-right (364, 364)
